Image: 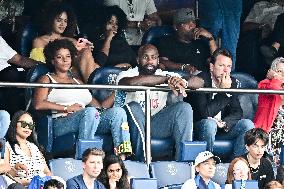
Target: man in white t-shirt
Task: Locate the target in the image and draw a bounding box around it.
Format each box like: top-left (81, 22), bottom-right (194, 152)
top-left (115, 44), bottom-right (204, 161)
top-left (103, 0), bottom-right (162, 45)
top-left (0, 36), bottom-right (38, 114)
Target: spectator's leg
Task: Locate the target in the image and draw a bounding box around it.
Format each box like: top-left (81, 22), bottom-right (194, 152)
top-left (124, 101), bottom-right (146, 162)
top-left (222, 12), bottom-right (241, 70)
top-left (151, 101), bottom-right (193, 160)
top-left (217, 119), bottom-right (254, 157)
top-left (194, 118), bottom-right (218, 152)
top-left (0, 110), bottom-right (10, 138)
top-left (53, 107), bottom-right (100, 139)
top-left (97, 107), bottom-right (132, 155)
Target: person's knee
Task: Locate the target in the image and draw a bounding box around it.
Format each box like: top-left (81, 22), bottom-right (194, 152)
top-left (199, 119), bottom-right (218, 134)
top-left (0, 110), bottom-right (10, 120)
top-left (174, 102), bottom-right (193, 114)
top-left (109, 107), bottom-right (127, 119)
top-left (84, 107), bottom-right (100, 119)
top-left (127, 101), bottom-right (143, 112)
top-left (238, 119), bottom-right (254, 131)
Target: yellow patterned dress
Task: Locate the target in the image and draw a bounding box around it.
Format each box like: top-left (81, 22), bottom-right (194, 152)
top-left (29, 48), bottom-right (46, 63)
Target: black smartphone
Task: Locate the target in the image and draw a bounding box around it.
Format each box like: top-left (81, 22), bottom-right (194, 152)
top-left (0, 138), bottom-right (5, 159)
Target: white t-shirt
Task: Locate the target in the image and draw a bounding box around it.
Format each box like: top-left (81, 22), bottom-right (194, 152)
top-left (116, 67), bottom-right (186, 116)
top-left (103, 0), bottom-right (157, 21)
top-left (0, 36), bottom-right (17, 71)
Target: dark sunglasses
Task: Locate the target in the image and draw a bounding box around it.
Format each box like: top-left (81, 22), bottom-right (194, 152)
top-left (17, 121), bottom-right (36, 130)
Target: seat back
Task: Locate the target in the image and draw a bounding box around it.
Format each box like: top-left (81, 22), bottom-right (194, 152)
top-left (49, 158), bottom-right (83, 181)
top-left (123, 160), bottom-right (150, 178)
top-left (0, 138), bottom-right (5, 159)
top-left (87, 67), bottom-right (124, 101)
top-left (18, 22), bottom-right (38, 57)
top-left (75, 138), bottom-right (103, 160)
top-left (25, 64), bottom-right (49, 110)
top-left (150, 161), bottom-right (192, 188)
top-left (179, 141), bottom-right (207, 162)
top-left (232, 180), bottom-right (259, 189)
top-left (211, 163), bottom-right (230, 186)
top-left (130, 178), bottom-right (158, 189)
top-left (141, 25), bottom-right (175, 46)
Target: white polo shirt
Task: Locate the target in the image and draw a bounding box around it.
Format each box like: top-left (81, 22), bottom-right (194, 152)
top-left (0, 36), bottom-right (17, 71)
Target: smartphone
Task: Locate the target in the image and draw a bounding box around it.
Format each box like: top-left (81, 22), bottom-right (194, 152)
top-left (0, 138), bottom-right (5, 159)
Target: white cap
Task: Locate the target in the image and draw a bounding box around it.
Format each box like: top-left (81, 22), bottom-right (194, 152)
top-left (194, 151), bottom-right (221, 166)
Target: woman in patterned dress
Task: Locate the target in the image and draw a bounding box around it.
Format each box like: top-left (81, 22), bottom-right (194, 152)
top-left (4, 110), bottom-right (52, 187)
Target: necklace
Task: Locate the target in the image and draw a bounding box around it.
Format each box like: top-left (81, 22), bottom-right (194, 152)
top-left (247, 154), bottom-right (260, 173)
top-left (126, 0), bottom-right (135, 18)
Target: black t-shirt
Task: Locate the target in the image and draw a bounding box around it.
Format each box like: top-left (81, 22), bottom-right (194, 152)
top-left (156, 35), bottom-right (211, 71)
top-left (92, 36), bottom-right (137, 67)
top-left (241, 153), bottom-right (275, 189)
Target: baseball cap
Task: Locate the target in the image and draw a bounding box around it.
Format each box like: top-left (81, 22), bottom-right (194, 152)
top-left (173, 8), bottom-right (196, 25)
top-left (194, 151), bottom-right (221, 166)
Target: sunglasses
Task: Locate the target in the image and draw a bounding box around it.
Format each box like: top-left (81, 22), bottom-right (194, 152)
top-left (17, 121), bottom-right (36, 130)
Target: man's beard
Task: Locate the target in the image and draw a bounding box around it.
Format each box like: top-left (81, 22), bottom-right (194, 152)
top-left (138, 64), bottom-right (158, 75)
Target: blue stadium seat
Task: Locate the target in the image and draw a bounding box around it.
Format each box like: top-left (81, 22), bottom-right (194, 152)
top-left (233, 180), bottom-right (259, 189)
top-left (280, 145), bottom-right (284, 165)
top-left (179, 141), bottom-right (207, 162)
top-left (123, 160), bottom-right (150, 178)
top-left (141, 25), bottom-right (175, 46)
top-left (130, 178), bottom-right (158, 189)
top-left (18, 22), bottom-right (38, 57)
top-left (75, 138), bottom-right (103, 160)
top-left (149, 161), bottom-right (192, 188)
top-left (49, 158), bottom-right (83, 181)
top-left (211, 163), bottom-right (230, 186)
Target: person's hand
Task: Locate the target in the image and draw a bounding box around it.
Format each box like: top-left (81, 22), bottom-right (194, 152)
top-left (208, 117), bottom-right (225, 128)
top-left (168, 76), bottom-right (187, 97)
top-left (106, 29), bottom-right (117, 41)
top-left (14, 163), bottom-right (29, 176)
top-left (266, 69), bottom-right (284, 81)
top-left (67, 103), bottom-right (83, 113)
top-left (140, 18), bottom-right (156, 31)
top-left (109, 178), bottom-right (119, 189)
top-left (184, 64), bottom-right (197, 74)
top-left (219, 73), bottom-right (232, 88)
top-left (114, 63), bottom-right (131, 69)
top-left (188, 76), bottom-right (204, 89)
top-left (193, 28), bottom-right (213, 40)
top-left (76, 38), bottom-right (94, 51)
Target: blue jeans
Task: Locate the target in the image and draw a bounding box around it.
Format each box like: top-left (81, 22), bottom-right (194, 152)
top-left (53, 107), bottom-right (131, 153)
top-left (125, 101), bottom-right (193, 161)
top-left (195, 118), bottom-right (254, 157)
top-left (0, 110), bottom-right (10, 138)
top-left (199, 0), bottom-right (242, 70)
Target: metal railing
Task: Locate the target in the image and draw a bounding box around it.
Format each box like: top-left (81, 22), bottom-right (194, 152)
top-left (1, 81), bottom-right (284, 165)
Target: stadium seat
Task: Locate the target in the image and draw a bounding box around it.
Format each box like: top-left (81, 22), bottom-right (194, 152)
top-left (75, 138), bottom-right (103, 160)
top-left (149, 161), bottom-right (193, 188)
top-left (212, 163), bottom-right (230, 186)
top-left (141, 25), bottom-right (175, 46)
top-left (49, 158), bottom-right (83, 181)
top-left (123, 160), bottom-right (150, 178)
top-left (17, 22), bottom-right (38, 57)
top-left (179, 141), bottom-right (207, 162)
top-left (233, 180), bottom-right (259, 189)
top-left (130, 178), bottom-right (158, 189)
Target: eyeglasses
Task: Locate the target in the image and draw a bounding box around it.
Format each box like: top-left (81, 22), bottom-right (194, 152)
top-left (107, 168), bottom-right (122, 173)
top-left (17, 121), bottom-right (36, 130)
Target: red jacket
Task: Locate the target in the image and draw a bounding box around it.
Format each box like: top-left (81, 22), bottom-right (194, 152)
top-left (254, 78), bottom-right (283, 132)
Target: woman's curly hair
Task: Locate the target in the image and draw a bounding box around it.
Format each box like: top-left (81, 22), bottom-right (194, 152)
top-left (44, 39), bottom-right (77, 71)
top-left (39, 1), bottom-right (77, 37)
top-left (97, 154), bottom-right (130, 189)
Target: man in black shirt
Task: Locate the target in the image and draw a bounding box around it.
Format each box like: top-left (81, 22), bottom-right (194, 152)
top-left (241, 128), bottom-right (274, 189)
top-left (157, 8), bottom-right (217, 74)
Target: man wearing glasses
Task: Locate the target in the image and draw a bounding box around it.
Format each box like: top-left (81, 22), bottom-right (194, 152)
top-left (115, 44), bottom-right (204, 161)
top-left (103, 0), bottom-right (162, 45)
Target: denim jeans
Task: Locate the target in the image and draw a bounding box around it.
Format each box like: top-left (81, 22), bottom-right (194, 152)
top-left (125, 101), bottom-right (193, 161)
top-left (199, 0), bottom-right (242, 70)
top-left (195, 118), bottom-right (254, 157)
top-left (53, 107), bottom-right (131, 153)
top-left (0, 110), bottom-right (10, 138)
